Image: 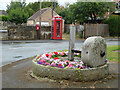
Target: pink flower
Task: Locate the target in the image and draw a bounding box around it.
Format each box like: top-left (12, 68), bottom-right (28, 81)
top-left (61, 52), bottom-right (64, 56)
top-left (45, 63), bottom-right (50, 65)
top-left (51, 62), bottom-right (57, 67)
top-left (49, 53), bottom-right (53, 58)
top-left (40, 60), bottom-right (46, 63)
top-left (50, 59), bottom-right (53, 62)
top-left (65, 51), bottom-right (68, 55)
top-left (79, 65), bottom-right (84, 69)
top-left (67, 64), bottom-right (74, 67)
top-left (76, 53), bottom-right (79, 55)
top-left (66, 60), bottom-right (69, 63)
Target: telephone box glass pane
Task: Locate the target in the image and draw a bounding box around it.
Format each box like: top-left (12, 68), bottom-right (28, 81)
top-left (56, 21), bottom-right (61, 37)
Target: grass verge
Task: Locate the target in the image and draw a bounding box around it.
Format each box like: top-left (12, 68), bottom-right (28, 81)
top-left (107, 45), bottom-right (120, 63)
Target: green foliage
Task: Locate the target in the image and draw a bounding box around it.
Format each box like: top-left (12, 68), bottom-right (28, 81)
top-left (69, 2), bottom-right (115, 24)
top-left (6, 0), bottom-right (26, 14)
top-left (56, 3), bottom-right (73, 24)
top-left (103, 15), bottom-right (120, 36)
top-left (66, 29), bottom-right (70, 34)
top-left (6, 0), bottom-right (29, 24)
top-left (0, 15), bottom-right (8, 21)
top-left (78, 32), bottom-right (83, 39)
top-left (26, 1), bottom-right (59, 14)
top-left (8, 8), bottom-right (29, 24)
top-left (6, 0), bottom-right (59, 24)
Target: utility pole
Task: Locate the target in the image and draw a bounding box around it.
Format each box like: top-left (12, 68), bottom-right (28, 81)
top-left (51, 1), bottom-right (53, 18)
top-left (39, 0), bottom-right (42, 39)
top-left (54, 1), bottom-right (56, 12)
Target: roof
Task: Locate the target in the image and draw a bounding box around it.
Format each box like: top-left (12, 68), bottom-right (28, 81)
top-left (0, 10), bottom-right (7, 15)
top-left (28, 8), bottom-right (50, 20)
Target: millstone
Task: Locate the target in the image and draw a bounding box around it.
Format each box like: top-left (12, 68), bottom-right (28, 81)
top-left (81, 36), bottom-right (107, 67)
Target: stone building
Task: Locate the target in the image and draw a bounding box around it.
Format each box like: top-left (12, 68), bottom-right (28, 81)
top-left (0, 10), bottom-right (7, 16)
top-left (27, 7), bottom-right (59, 26)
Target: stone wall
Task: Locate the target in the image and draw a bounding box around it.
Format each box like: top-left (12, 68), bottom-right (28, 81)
top-left (7, 25), bottom-right (51, 40)
top-left (0, 31), bottom-right (8, 40)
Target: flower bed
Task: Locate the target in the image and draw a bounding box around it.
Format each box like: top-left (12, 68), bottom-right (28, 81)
top-left (33, 51), bottom-right (89, 69)
top-left (32, 51), bottom-right (109, 81)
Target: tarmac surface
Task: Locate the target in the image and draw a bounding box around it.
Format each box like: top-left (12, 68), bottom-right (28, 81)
top-left (1, 57), bottom-right (120, 88)
top-left (1, 39), bottom-right (119, 88)
top-left (1, 40), bottom-right (118, 67)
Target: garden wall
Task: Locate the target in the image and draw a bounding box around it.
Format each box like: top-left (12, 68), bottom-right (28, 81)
top-left (7, 25), bottom-right (51, 40)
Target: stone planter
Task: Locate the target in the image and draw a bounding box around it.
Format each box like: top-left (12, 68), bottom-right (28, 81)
top-left (32, 61), bottom-right (109, 81)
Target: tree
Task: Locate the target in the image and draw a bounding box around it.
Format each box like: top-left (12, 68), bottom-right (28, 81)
top-left (8, 8), bottom-right (29, 24)
top-left (69, 2), bottom-right (115, 24)
top-left (26, 1), bottom-right (59, 13)
top-left (56, 3), bottom-right (73, 24)
top-left (7, 0), bottom-right (26, 14)
top-left (6, 0), bottom-right (29, 24)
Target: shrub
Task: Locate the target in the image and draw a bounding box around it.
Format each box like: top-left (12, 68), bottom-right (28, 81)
top-left (0, 15), bottom-right (8, 21)
top-left (103, 15), bottom-right (120, 37)
top-left (66, 29), bottom-right (70, 34)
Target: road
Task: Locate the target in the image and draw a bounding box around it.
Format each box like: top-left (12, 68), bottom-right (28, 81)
top-left (1, 40), bottom-right (118, 66)
top-left (1, 40), bottom-right (119, 88)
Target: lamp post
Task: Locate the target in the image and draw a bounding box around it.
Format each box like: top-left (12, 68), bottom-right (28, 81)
top-left (39, 0), bottom-right (42, 39)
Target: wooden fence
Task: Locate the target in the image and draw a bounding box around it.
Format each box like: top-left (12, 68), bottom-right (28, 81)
top-left (84, 24), bottom-right (109, 38)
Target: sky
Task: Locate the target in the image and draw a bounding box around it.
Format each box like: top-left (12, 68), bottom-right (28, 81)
top-left (0, 0), bottom-right (116, 10)
top-left (0, 0), bottom-right (77, 10)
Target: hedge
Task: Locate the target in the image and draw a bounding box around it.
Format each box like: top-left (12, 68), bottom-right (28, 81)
top-left (103, 15), bottom-right (120, 37)
top-left (0, 15), bottom-right (8, 21)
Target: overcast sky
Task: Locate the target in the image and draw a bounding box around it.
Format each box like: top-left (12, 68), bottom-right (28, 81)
top-left (0, 0), bottom-right (77, 10)
top-left (0, 0), bottom-right (115, 10)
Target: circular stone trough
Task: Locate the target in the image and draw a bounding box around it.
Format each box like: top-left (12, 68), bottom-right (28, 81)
top-left (32, 60), bottom-right (109, 81)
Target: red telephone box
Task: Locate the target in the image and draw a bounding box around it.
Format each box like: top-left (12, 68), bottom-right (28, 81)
top-left (51, 16), bottom-right (63, 40)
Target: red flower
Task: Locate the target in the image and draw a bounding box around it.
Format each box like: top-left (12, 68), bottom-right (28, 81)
top-left (58, 64), bottom-right (62, 66)
top-left (38, 55), bottom-right (41, 58)
top-left (54, 57), bottom-right (59, 60)
top-left (46, 54), bottom-right (49, 57)
top-left (54, 52), bottom-right (58, 55)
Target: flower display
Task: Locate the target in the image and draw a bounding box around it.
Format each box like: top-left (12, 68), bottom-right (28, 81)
top-left (34, 51), bottom-right (89, 69)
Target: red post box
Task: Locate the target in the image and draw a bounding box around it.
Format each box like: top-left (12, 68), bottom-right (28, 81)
top-left (36, 24), bottom-right (39, 31)
top-left (51, 16), bottom-right (63, 40)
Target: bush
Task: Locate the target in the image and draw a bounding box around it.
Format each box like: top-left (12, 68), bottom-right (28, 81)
top-left (103, 15), bottom-right (120, 37)
top-left (78, 32), bottom-right (83, 38)
top-left (0, 15), bottom-right (8, 21)
top-left (66, 29), bottom-right (70, 34)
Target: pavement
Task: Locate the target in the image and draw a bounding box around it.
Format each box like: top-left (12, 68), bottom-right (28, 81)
top-left (1, 38), bottom-right (119, 43)
top-left (1, 57), bottom-right (120, 88)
